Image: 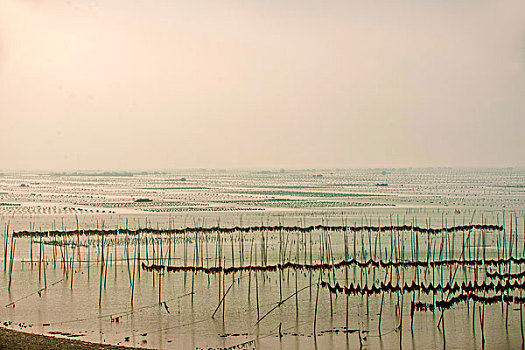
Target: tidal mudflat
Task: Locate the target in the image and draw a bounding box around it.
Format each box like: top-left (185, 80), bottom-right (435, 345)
top-left (1, 168), bottom-right (524, 349)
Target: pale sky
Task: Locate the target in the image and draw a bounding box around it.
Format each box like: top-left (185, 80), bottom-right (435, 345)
top-left (1, 0), bottom-right (524, 170)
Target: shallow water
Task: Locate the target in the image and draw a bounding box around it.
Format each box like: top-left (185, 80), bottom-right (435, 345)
top-left (1, 168), bottom-right (524, 349)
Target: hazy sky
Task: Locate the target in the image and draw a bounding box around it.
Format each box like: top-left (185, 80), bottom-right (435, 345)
top-left (1, 0), bottom-right (524, 170)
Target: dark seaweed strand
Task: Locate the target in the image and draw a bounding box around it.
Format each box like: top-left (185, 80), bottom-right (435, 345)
top-left (12, 224), bottom-right (504, 238)
top-left (486, 270), bottom-right (525, 280)
top-left (320, 279), bottom-right (525, 297)
top-left (412, 294), bottom-right (525, 312)
top-left (141, 256), bottom-right (525, 275)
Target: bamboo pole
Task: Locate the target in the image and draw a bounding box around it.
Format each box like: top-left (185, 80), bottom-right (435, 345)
top-left (313, 271), bottom-right (321, 336)
top-left (8, 238), bottom-right (16, 291)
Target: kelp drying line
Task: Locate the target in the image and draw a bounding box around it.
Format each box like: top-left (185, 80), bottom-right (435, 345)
top-left (320, 280), bottom-right (525, 297)
top-left (141, 256), bottom-right (525, 275)
top-left (486, 270), bottom-right (525, 280)
top-left (12, 223), bottom-right (503, 238)
top-left (413, 293), bottom-right (525, 312)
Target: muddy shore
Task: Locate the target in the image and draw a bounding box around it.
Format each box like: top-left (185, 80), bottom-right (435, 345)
top-left (0, 327), bottom-right (144, 350)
